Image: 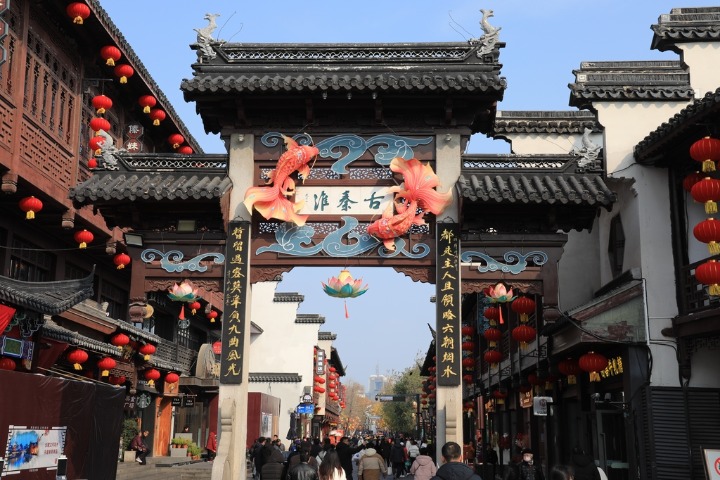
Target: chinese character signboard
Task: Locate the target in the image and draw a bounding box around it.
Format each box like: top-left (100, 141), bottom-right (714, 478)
top-left (436, 223), bottom-right (461, 386)
top-left (219, 220), bottom-right (250, 384)
top-left (124, 122), bottom-right (144, 153)
top-left (295, 186), bottom-right (392, 215)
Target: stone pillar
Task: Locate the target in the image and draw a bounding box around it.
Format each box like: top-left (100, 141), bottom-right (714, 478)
top-left (212, 133), bottom-right (254, 480)
top-left (434, 132), bottom-right (464, 455)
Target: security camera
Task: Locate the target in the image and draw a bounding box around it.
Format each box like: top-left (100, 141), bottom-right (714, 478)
top-left (591, 393), bottom-right (601, 402)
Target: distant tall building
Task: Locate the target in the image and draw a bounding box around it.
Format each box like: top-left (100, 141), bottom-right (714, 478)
top-left (368, 373), bottom-right (387, 400)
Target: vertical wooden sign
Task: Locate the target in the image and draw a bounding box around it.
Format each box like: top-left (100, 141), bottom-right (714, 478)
top-left (436, 223), bottom-right (461, 386)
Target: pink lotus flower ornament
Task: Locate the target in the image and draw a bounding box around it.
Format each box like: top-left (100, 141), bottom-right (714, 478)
top-left (484, 283), bottom-right (515, 304)
top-left (321, 269), bottom-right (368, 318)
top-left (167, 281), bottom-right (199, 302)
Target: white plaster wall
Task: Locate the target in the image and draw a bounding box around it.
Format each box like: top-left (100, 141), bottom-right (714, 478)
top-left (248, 281), bottom-right (318, 449)
top-left (679, 43), bottom-right (720, 98)
top-left (558, 228), bottom-right (601, 312)
top-left (688, 345), bottom-right (720, 388)
top-left (505, 132), bottom-right (602, 156)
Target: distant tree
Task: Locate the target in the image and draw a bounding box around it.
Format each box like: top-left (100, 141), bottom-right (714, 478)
top-left (380, 360), bottom-right (424, 435)
top-left (340, 380), bottom-right (372, 436)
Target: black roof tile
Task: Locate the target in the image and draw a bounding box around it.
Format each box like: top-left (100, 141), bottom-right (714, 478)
top-left (651, 7), bottom-right (720, 53)
top-left (0, 269), bottom-right (94, 314)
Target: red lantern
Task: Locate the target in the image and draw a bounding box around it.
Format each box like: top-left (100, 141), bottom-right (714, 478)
top-left (691, 178), bottom-right (720, 214)
top-left (557, 358), bottom-right (580, 376)
top-left (92, 95), bottom-right (113, 114)
top-left (89, 135), bottom-right (105, 154)
top-left (139, 343), bottom-right (156, 361)
top-left (483, 327), bottom-right (502, 348)
top-left (189, 301), bottom-right (201, 315)
top-left (492, 389), bottom-right (507, 405)
top-left (110, 333), bottom-right (130, 350)
top-left (511, 296), bottom-right (536, 322)
top-left (177, 146), bottom-right (194, 155)
top-left (463, 374), bottom-right (474, 384)
top-left (690, 136), bottom-right (720, 172)
top-left (66, 2), bottom-right (91, 24)
top-left (74, 229), bottom-right (94, 249)
top-left (694, 218), bottom-right (720, 255)
top-left (461, 325), bottom-right (474, 336)
top-left (165, 372), bottom-right (180, 384)
top-left (207, 310), bottom-right (218, 323)
top-left (66, 348), bottom-right (88, 370)
top-left (313, 385), bottom-right (325, 393)
top-left (696, 260), bottom-right (720, 296)
top-left (462, 341), bottom-right (475, 351)
top-left (114, 64), bottom-right (134, 84)
top-left (484, 306), bottom-right (500, 323)
top-left (329, 366), bottom-right (336, 373)
top-left (168, 134), bottom-right (185, 149)
top-left (97, 357), bottom-right (116, 377)
top-left (511, 324), bottom-right (536, 348)
top-left (144, 368), bottom-right (161, 386)
top-left (19, 196), bottom-right (42, 220)
top-left (100, 45), bottom-right (122, 66)
top-left (683, 171), bottom-right (704, 192)
top-left (89, 117), bottom-right (111, 134)
top-left (461, 357), bottom-right (475, 368)
top-left (428, 383), bottom-right (436, 390)
top-left (138, 95), bottom-right (157, 114)
top-left (113, 253), bottom-right (131, 270)
top-left (0, 357), bottom-right (16, 370)
top-left (87, 157), bottom-right (98, 169)
top-left (483, 350), bottom-right (502, 366)
top-left (109, 375), bottom-right (126, 385)
top-left (314, 375), bottom-right (325, 384)
top-left (578, 351), bottom-right (608, 382)
top-left (149, 108), bottom-right (166, 126)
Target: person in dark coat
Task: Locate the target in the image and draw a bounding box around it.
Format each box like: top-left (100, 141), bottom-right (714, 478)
top-left (571, 447), bottom-right (600, 480)
top-left (380, 438), bottom-right (392, 467)
top-left (430, 441), bottom-right (482, 480)
top-left (290, 453), bottom-right (320, 480)
top-left (336, 436), bottom-right (364, 480)
top-left (262, 448), bottom-right (286, 480)
top-left (390, 440), bottom-right (407, 479)
top-left (504, 448), bottom-right (544, 480)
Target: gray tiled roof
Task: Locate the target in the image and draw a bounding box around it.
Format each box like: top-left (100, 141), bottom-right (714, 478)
top-left (319, 332), bottom-right (337, 341)
top-left (493, 111), bottom-right (600, 135)
top-left (41, 319), bottom-right (119, 356)
top-left (249, 372), bottom-right (302, 383)
top-left (0, 269), bottom-right (94, 314)
top-left (635, 88), bottom-right (720, 166)
top-left (295, 314), bottom-right (325, 324)
top-left (651, 7), bottom-right (720, 52)
top-left (69, 154), bottom-right (231, 205)
top-left (71, 300), bottom-right (160, 344)
top-left (569, 61), bottom-right (693, 109)
top-left (274, 292), bottom-right (305, 303)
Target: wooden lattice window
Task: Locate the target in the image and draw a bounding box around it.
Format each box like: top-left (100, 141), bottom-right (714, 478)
top-left (608, 214), bottom-right (625, 278)
top-left (9, 236), bottom-right (54, 282)
top-left (99, 280), bottom-right (128, 320)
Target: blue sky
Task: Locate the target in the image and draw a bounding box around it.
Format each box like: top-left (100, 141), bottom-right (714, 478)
top-left (100, 0), bottom-right (717, 386)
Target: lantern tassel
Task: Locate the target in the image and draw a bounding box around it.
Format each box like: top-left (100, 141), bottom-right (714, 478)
top-left (116, 263), bottom-right (125, 270)
top-left (97, 107), bottom-right (106, 114)
top-left (101, 369), bottom-right (109, 377)
top-left (710, 284), bottom-right (720, 296)
top-left (703, 159), bottom-right (716, 172)
top-left (499, 306), bottom-right (504, 325)
top-left (73, 16), bottom-right (84, 24)
top-left (568, 375), bottom-right (577, 385)
top-left (179, 305), bottom-right (185, 320)
top-left (709, 242), bottom-right (720, 255)
top-left (144, 354), bottom-right (150, 361)
top-left (105, 59), bottom-right (115, 67)
top-left (143, 106), bottom-right (151, 114)
top-left (120, 76), bottom-right (128, 84)
top-left (344, 300), bottom-right (349, 319)
top-left (73, 363), bottom-right (82, 371)
top-left (520, 313), bottom-right (528, 323)
top-left (153, 119), bottom-right (160, 126)
top-left (589, 371), bottom-right (601, 382)
top-left (147, 379), bottom-right (154, 386)
top-left (26, 211), bottom-right (34, 220)
top-left (706, 201), bottom-right (718, 215)
top-left (79, 242), bottom-right (87, 249)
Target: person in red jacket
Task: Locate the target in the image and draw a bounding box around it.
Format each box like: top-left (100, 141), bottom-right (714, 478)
top-left (206, 431), bottom-right (217, 461)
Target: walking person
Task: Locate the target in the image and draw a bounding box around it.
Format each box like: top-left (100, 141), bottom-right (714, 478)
top-left (570, 447), bottom-right (599, 480)
top-left (336, 436), bottom-right (364, 480)
top-left (390, 440), bottom-right (407, 478)
top-left (206, 431), bottom-right (217, 461)
top-left (290, 452), bottom-right (320, 480)
top-left (358, 443), bottom-right (387, 480)
top-left (409, 447), bottom-right (437, 480)
top-left (430, 442), bottom-right (482, 480)
top-left (319, 450), bottom-right (346, 480)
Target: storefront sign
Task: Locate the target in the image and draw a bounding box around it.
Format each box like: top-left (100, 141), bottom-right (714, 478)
top-left (436, 223), bottom-right (461, 386)
top-left (316, 349), bottom-right (326, 375)
top-left (171, 397), bottom-right (182, 407)
top-left (295, 186), bottom-right (392, 215)
top-left (183, 396), bottom-right (195, 408)
top-left (600, 356), bottom-right (624, 379)
top-left (533, 396), bottom-right (552, 416)
top-left (519, 391), bottom-right (533, 408)
top-left (220, 221), bottom-right (250, 384)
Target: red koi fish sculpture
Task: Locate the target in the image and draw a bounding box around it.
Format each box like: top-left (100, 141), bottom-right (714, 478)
top-left (367, 157), bottom-right (453, 250)
top-left (243, 135), bottom-right (319, 226)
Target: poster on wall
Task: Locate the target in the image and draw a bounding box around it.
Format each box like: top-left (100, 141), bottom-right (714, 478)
top-left (3, 426), bottom-right (67, 473)
top-left (261, 413), bottom-right (272, 438)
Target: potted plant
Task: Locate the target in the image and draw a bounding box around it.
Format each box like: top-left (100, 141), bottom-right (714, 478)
top-left (121, 419), bottom-right (139, 463)
top-left (188, 443), bottom-right (202, 460)
top-left (169, 437), bottom-right (189, 457)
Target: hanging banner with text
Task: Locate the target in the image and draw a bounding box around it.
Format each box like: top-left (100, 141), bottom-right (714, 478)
top-left (220, 221), bottom-right (251, 384)
top-left (436, 223), bottom-right (461, 386)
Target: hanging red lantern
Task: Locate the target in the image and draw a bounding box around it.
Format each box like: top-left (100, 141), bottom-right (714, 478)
top-left (100, 45), bottom-right (122, 66)
top-left (110, 333), bottom-right (130, 350)
top-left (511, 296), bottom-right (536, 323)
top-left (484, 349), bottom-right (502, 366)
top-left (492, 389), bottom-right (507, 405)
top-left (557, 358), bottom-right (580, 376)
top-left (0, 357), bottom-right (16, 370)
top-left (139, 343), bottom-right (156, 361)
top-left (97, 357), bottom-right (116, 377)
top-left (483, 327), bottom-right (502, 347)
top-left (109, 375), bottom-right (126, 385)
top-left (89, 135), bottom-right (106, 154)
top-left (483, 306), bottom-right (500, 325)
top-left (114, 64), bottom-right (134, 84)
top-left (113, 252), bottom-right (131, 270)
top-left (690, 136), bottom-right (720, 172)
top-left (691, 178), bottom-right (720, 214)
top-left (149, 108), bottom-right (166, 126)
top-left (314, 375), bottom-right (325, 384)
top-left (165, 372), bottom-right (180, 384)
top-left (511, 324), bottom-right (536, 348)
top-left (207, 310), bottom-right (218, 323)
top-left (463, 374), bottom-right (474, 384)
top-left (19, 196), bottom-right (42, 220)
top-left (694, 218), bottom-right (720, 255)
top-left (144, 368), bottom-right (161, 386)
top-left (313, 385), bottom-right (325, 393)
top-left (168, 134), bottom-right (185, 149)
top-left (462, 341), bottom-right (475, 351)
top-left (578, 351), bottom-right (608, 382)
top-left (461, 325), bottom-right (474, 336)
top-left (189, 301), bottom-right (201, 315)
top-left (66, 348), bottom-right (88, 370)
top-left (329, 366), bottom-right (336, 373)
top-left (683, 171), bottom-right (704, 192)
top-left (89, 117), bottom-right (111, 134)
top-left (91, 95), bottom-right (113, 115)
top-left (87, 157), bottom-right (98, 169)
top-left (73, 229), bottom-right (94, 249)
top-left (696, 260), bottom-right (720, 296)
top-left (138, 95), bottom-right (157, 114)
top-left (428, 383), bottom-right (436, 390)
top-left (212, 341), bottom-right (222, 355)
top-left (66, 2), bottom-right (91, 24)
top-left (177, 145), bottom-right (194, 155)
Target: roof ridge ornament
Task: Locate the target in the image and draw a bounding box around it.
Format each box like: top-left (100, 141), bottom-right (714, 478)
top-left (571, 128), bottom-right (602, 171)
top-left (97, 129), bottom-right (124, 171)
top-left (470, 9), bottom-right (501, 57)
top-left (194, 13), bottom-right (222, 61)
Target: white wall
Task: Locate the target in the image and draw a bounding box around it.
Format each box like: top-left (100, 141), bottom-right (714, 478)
top-left (505, 132), bottom-right (602, 156)
top-left (679, 43), bottom-right (720, 98)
